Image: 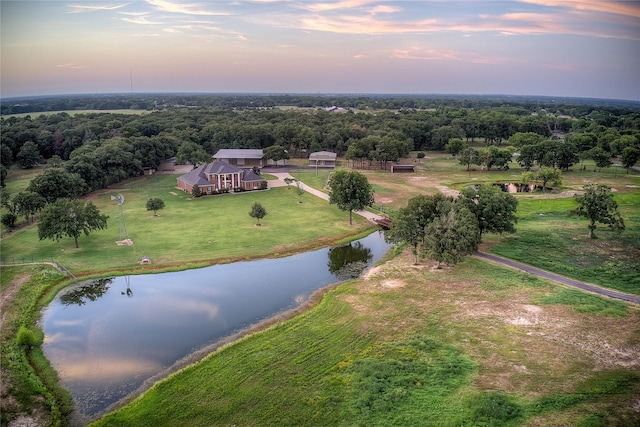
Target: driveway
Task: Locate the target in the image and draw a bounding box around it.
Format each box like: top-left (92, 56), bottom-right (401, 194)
top-left (475, 252), bottom-right (640, 305)
top-left (268, 172), bottom-right (385, 224)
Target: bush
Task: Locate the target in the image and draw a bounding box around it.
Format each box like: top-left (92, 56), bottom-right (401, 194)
top-left (2, 212), bottom-right (17, 228)
top-left (16, 326), bottom-right (41, 348)
top-left (416, 152), bottom-right (425, 159)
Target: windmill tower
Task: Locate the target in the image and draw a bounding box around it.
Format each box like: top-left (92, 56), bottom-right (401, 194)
top-left (111, 193), bottom-right (130, 243)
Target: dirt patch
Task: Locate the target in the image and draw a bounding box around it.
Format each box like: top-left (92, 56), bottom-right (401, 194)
top-left (380, 279), bottom-right (406, 289)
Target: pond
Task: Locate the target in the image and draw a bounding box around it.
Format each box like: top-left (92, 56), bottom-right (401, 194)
top-left (493, 182), bottom-right (550, 193)
top-left (41, 231), bottom-right (391, 423)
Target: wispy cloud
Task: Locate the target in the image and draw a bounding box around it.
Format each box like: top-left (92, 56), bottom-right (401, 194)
top-left (146, 0), bottom-right (230, 16)
top-left (56, 63), bottom-right (87, 69)
top-left (520, 0), bottom-right (640, 19)
top-left (300, 0), bottom-right (380, 13)
top-left (122, 16), bottom-right (164, 25)
top-left (67, 3), bottom-right (129, 13)
top-left (392, 47), bottom-right (508, 65)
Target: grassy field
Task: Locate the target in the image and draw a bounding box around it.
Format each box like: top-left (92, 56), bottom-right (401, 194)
top-left (2, 153), bottom-right (639, 426)
top-left (1, 173), bottom-right (372, 273)
top-left (90, 253), bottom-right (640, 426)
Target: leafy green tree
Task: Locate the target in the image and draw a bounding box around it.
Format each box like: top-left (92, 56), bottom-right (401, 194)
top-left (146, 198), bottom-right (165, 216)
top-left (328, 170), bottom-right (374, 225)
top-left (384, 193), bottom-right (452, 264)
top-left (249, 202), bottom-right (267, 225)
top-left (458, 147), bottom-right (480, 171)
top-left (1, 212), bottom-right (17, 228)
top-left (264, 145), bottom-right (290, 166)
top-left (553, 141), bottom-right (580, 171)
top-left (516, 144), bottom-right (537, 170)
top-left (534, 167), bottom-right (562, 192)
top-left (445, 138), bottom-right (466, 157)
top-left (27, 168), bottom-right (87, 203)
top-left (610, 135), bottom-right (638, 157)
top-left (458, 184), bottom-right (518, 237)
top-left (587, 147), bottom-right (612, 171)
top-left (16, 141), bottom-right (41, 169)
top-left (620, 146), bottom-right (639, 173)
top-left (508, 132), bottom-right (545, 148)
top-left (13, 191), bottom-right (46, 223)
top-left (46, 155), bottom-right (64, 169)
top-left (177, 141), bottom-right (211, 169)
top-left (431, 125), bottom-right (465, 150)
top-left (572, 184), bottom-right (624, 239)
top-left (0, 144), bottom-right (13, 167)
top-left (424, 201), bottom-right (480, 268)
top-left (38, 199), bottom-right (109, 248)
top-left (478, 146), bottom-right (512, 170)
top-left (384, 206), bottom-right (422, 264)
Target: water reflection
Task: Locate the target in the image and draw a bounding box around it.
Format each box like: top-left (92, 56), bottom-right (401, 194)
top-left (59, 278), bottom-right (113, 306)
top-left (328, 242), bottom-right (372, 279)
top-left (42, 231), bottom-right (391, 423)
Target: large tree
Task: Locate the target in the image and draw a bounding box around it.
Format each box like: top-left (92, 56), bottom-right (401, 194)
top-left (458, 184), bottom-right (518, 237)
top-left (458, 147), bottom-right (480, 171)
top-left (38, 199), bottom-right (109, 248)
top-left (13, 191), bottom-right (46, 223)
top-left (384, 193), bottom-right (451, 264)
top-left (16, 141), bottom-right (41, 169)
top-left (264, 145), bottom-right (290, 166)
top-left (572, 184), bottom-right (624, 239)
top-left (27, 168), bottom-right (87, 203)
top-left (176, 141), bottom-right (211, 169)
top-left (620, 146), bottom-right (639, 173)
top-left (328, 170), bottom-right (374, 225)
top-left (424, 201), bottom-right (481, 268)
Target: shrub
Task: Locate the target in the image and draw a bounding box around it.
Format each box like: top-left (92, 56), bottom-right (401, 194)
top-left (416, 152), bottom-right (425, 159)
top-left (1, 212), bottom-right (17, 228)
top-left (16, 326), bottom-right (41, 348)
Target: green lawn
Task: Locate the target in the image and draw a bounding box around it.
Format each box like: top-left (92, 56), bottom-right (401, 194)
top-left (1, 174), bottom-right (373, 273)
top-left (488, 191), bottom-right (640, 294)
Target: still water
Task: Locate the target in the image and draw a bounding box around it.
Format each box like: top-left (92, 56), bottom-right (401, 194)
top-left (42, 231), bottom-right (391, 421)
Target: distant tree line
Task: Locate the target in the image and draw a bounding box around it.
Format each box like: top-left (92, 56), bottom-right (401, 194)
top-left (1, 96), bottom-right (639, 226)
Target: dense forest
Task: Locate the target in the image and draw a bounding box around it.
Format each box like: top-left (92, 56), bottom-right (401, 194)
top-left (1, 94), bottom-right (639, 212)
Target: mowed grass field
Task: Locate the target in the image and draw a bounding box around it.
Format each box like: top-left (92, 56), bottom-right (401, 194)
top-left (1, 173), bottom-right (372, 273)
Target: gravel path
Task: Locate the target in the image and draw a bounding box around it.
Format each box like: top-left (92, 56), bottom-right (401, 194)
top-left (475, 252), bottom-right (640, 305)
top-left (269, 172), bottom-right (385, 223)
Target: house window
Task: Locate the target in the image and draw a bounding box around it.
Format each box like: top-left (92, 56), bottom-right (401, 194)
top-left (237, 158), bottom-right (245, 166)
top-left (208, 187), bottom-right (212, 193)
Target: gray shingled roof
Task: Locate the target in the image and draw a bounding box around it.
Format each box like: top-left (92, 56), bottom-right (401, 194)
top-left (202, 161), bottom-right (241, 175)
top-left (309, 151), bottom-right (337, 161)
top-left (178, 161), bottom-right (265, 186)
top-left (214, 149), bottom-right (264, 159)
top-left (242, 170), bottom-right (263, 181)
top-left (177, 164), bottom-right (213, 187)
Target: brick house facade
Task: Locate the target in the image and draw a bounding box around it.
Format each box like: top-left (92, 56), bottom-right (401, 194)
top-left (177, 161), bottom-right (266, 194)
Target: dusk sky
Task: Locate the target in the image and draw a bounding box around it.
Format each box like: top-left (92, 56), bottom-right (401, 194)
top-left (2, 0), bottom-right (639, 100)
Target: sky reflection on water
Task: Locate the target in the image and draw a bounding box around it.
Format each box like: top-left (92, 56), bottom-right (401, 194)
top-left (42, 231), bottom-right (390, 421)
